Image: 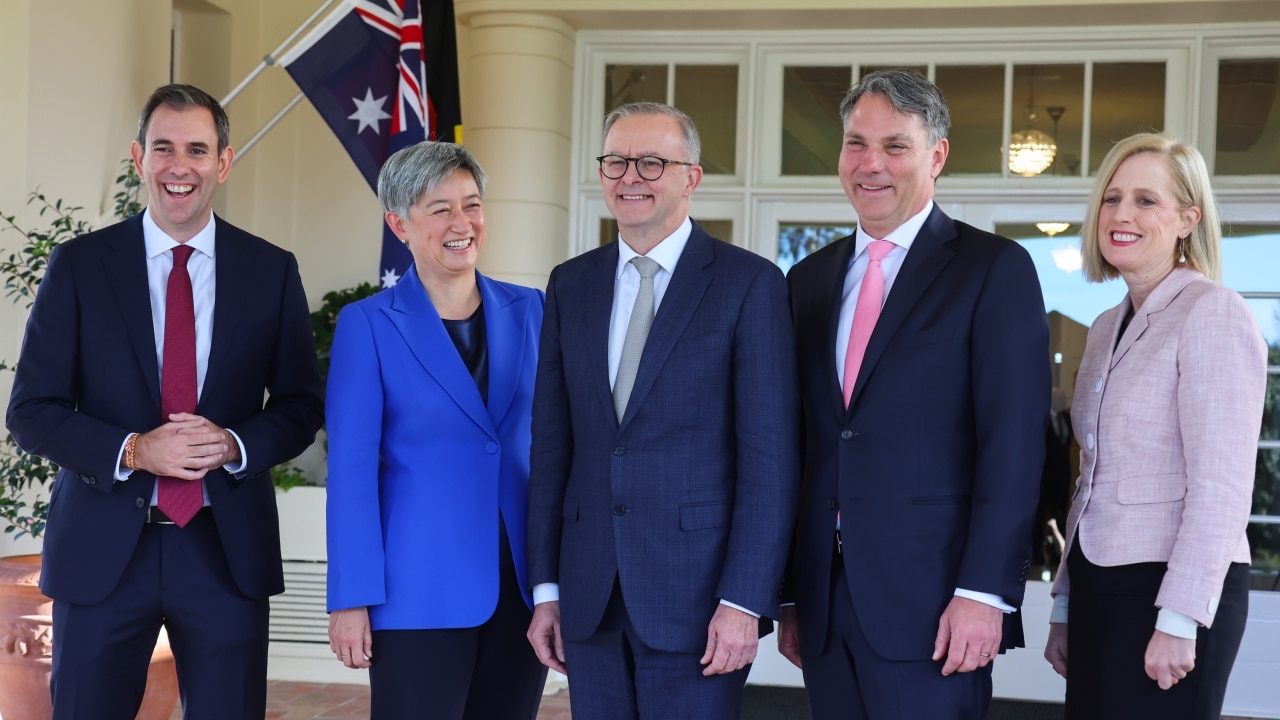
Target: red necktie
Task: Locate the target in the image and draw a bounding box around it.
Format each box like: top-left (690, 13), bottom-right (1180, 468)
top-left (842, 240), bottom-right (895, 409)
top-left (156, 244), bottom-right (203, 527)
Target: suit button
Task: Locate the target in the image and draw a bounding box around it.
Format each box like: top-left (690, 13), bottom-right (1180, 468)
top-left (1094, 378), bottom-right (1103, 392)
top-left (1086, 433), bottom-right (1095, 450)
top-left (614, 447), bottom-right (625, 456)
top-left (484, 442), bottom-right (498, 454)
top-left (827, 499), bottom-right (837, 510)
top-left (840, 430), bottom-right (853, 440)
top-left (135, 497), bottom-right (146, 508)
top-left (613, 505), bottom-right (628, 516)
top-left (80, 475), bottom-right (96, 485)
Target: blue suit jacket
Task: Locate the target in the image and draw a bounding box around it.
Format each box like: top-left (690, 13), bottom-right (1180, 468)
top-left (527, 222), bottom-right (801, 654)
top-left (6, 213), bottom-right (324, 604)
top-left (325, 267), bottom-right (544, 630)
top-left (785, 205), bottom-right (1050, 661)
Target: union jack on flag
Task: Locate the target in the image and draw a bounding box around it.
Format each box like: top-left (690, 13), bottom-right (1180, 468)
top-left (282, 0), bottom-right (462, 287)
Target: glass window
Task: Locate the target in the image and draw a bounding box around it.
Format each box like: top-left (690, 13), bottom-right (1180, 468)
top-left (1090, 62), bottom-right (1165, 175)
top-left (1216, 58), bottom-right (1280, 176)
top-left (776, 223), bottom-right (853, 275)
top-left (1251, 449), bottom-right (1280, 592)
top-left (936, 65), bottom-right (1005, 177)
top-left (1011, 64), bottom-right (1084, 178)
top-left (604, 64), bottom-right (667, 110)
top-left (859, 65), bottom-right (927, 78)
top-left (674, 66), bottom-right (738, 175)
top-left (781, 66), bottom-right (849, 176)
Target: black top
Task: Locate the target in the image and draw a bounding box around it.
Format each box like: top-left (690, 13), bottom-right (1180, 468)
top-left (442, 302), bottom-right (489, 406)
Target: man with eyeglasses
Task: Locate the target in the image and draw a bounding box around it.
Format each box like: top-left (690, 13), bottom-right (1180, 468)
top-left (526, 101), bottom-right (800, 719)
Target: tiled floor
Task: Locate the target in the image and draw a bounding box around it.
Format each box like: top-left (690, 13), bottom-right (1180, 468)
top-left (164, 681), bottom-right (570, 719)
top-left (158, 682), bottom-right (1262, 719)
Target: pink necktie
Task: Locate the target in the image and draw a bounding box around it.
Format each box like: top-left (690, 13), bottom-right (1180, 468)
top-left (156, 244), bottom-right (203, 527)
top-left (842, 240), bottom-right (894, 409)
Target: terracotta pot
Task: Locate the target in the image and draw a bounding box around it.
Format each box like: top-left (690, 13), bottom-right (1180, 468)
top-left (0, 554), bottom-right (179, 720)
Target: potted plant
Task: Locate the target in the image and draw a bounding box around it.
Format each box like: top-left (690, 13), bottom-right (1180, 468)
top-left (0, 162), bottom-right (179, 720)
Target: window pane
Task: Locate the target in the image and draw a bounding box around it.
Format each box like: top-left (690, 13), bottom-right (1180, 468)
top-left (776, 224), bottom-right (854, 275)
top-left (604, 64), bottom-right (668, 111)
top-left (674, 66), bottom-right (738, 175)
top-left (859, 65), bottom-right (927, 78)
top-left (697, 219), bottom-right (734, 245)
top-left (936, 65), bottom-right (1005, 177)
top-left (1000, 223), bottom-right (1125, 401)
top-left (1091, 62), bottom-right (1165, 175)
top-left (1250, 450), bottom-right (1280, 592)
top-left (1216, 58), bottom-right (1280, 175)
top-left (781, 66), bottom-right (849, 176)
top-left (1011, 64), bottom-right (1084, 177)
top-left (1263, 370), bottom-right (1280, 443)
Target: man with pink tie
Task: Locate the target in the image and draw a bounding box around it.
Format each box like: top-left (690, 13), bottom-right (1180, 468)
top-left (780, 69), bottom-right (1051, 719)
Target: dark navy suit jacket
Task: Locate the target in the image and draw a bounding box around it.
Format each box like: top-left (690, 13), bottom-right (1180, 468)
top-left (785, 205), bottom-right (1050, 661)
top-left (6, 212), bottom-right (323, 605)
top-left (527, 221), bottom-right (801, 654)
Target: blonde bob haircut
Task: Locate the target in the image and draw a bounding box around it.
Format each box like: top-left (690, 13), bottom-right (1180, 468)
top-left (1081, 132), bottom-right (1221, 283)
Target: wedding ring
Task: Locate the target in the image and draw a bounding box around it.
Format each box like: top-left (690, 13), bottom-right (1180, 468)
top-left (979, 652), bottom-right (992, 658)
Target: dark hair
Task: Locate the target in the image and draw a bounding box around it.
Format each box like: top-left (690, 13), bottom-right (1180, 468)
top-left (136, 84), bottom-right (231, 154)
top-left (839, 69), bottom-right (950, 147)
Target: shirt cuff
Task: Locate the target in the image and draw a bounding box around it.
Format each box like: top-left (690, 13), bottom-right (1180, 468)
top-left (532, 583), bottom-right (559, 605)
top-left (113, 433), bottom-right (133, 482)
top-left (719, 599), bottom-right (760, 618)
top-left (954, 588), bottom-right (1015, 613)
top-left (221, 429), bottom-right (248, 474)
top-left (1049, 594), bottom-right (1069, 624)
top-left (1155, 607), bottom-right (1199, 639)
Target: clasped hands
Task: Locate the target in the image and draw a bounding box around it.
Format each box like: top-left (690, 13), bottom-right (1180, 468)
top-left (132, 412), bottom-right (240, 479)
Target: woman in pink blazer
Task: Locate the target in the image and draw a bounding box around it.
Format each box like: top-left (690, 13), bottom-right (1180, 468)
top-left (1043, 133), bottom-right (1268, 719)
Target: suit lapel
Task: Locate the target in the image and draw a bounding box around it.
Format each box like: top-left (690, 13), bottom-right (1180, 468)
top-left (103, 216), bottom-right (162, 410)
top-left (820, 236), bottom-right (859, 423)
top-left (618, 226), bottom-right (714, 429)
top-left (848, 205), bottom-right (956, 409)
top-left (384, 268), bottom-right (494, 437)
top-left (204, 219), bottom-right (245, 411)
top-left (478, 274), bottom-right (528, 429)
top-left (1110, 267), bottom-right (1199, 369)
top-left (582, 244), bottom-right (621, 423)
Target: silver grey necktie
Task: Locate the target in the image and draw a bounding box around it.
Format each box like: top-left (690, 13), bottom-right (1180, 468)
top-left (614, 256), bottom-right (661, 422)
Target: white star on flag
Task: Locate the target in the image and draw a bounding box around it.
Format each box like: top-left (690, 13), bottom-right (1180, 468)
top-left (348, 88), bottom-right (392, 135)
top-left (381, 267), bottom-right (401, 288)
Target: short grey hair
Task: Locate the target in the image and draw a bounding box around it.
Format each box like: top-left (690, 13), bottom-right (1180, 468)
top-left (377, 141), bottom-right (487, 218)
top-left (602, 102), bottom-right (701, 165)
top-left (839, 69), bottom-right (951, 148)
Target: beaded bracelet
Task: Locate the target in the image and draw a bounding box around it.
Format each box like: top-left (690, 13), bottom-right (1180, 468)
top-left (125, 433), bottom-right (140, 471)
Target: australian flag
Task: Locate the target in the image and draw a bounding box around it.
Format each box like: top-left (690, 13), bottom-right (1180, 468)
top-left (282, 0), bottom-right (462, 288)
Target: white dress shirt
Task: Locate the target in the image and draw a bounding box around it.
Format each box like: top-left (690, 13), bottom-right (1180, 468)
top-left (836, 202), bottom-right (1012, 614)
top-left (113, 209), bottom-right (247, 501)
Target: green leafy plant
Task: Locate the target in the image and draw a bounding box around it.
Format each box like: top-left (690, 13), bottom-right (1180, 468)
top-left (311, 282), bottom-right (380, 393)
top-left (0, 160), bottom-right (142, 538)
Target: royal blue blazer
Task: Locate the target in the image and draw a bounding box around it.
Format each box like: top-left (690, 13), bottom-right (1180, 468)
top-left (325, 267), bottom-right (545, 630)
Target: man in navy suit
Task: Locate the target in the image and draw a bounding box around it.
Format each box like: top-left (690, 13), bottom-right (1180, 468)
top-left (525, 102), bottom-right (800, 719)
top-left (6, 84), bottom-right (323, 719)
top-left (778, 70), bottom-right (1050, 718)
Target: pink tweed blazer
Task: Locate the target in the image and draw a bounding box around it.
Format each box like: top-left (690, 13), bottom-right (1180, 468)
top-left (1051, 268), bottom-right (1267, 627)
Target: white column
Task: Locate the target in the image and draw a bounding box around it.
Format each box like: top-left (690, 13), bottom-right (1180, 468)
top-left (463, 12), bottom-right (576, 291)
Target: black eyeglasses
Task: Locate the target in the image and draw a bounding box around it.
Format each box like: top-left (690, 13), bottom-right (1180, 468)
top-left (596, 154), bottom-right (695, 181)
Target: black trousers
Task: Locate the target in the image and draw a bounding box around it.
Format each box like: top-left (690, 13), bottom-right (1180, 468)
top-left (368, 527), bottom-right (546, 720)
top-left (1064, 540), bottom-right (1249, 720)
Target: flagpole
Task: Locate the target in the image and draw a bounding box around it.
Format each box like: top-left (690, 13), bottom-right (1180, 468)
top-left (233, 92), bottom-right (306, 164)
top-left (220, 0), bottom-right (339, 108)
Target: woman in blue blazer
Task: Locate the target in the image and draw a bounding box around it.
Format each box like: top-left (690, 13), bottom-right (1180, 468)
top-left (325, 141), bottom-right (547, 719)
